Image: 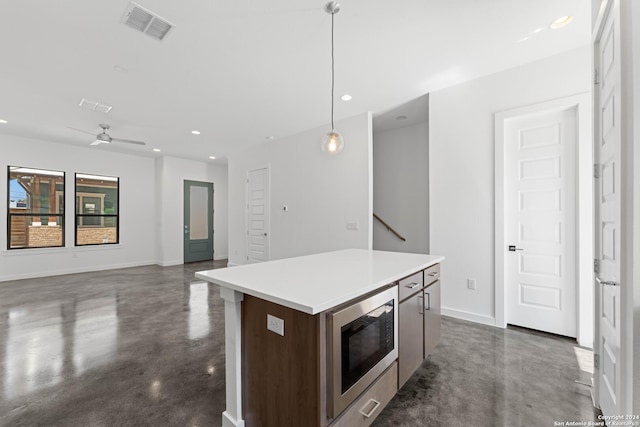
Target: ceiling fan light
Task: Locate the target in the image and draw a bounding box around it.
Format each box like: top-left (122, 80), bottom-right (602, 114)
top-left (321, 131), bottom-right (344, 155)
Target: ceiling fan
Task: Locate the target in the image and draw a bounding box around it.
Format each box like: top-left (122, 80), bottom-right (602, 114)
top-left (68, 124), bottom-right (146, 146)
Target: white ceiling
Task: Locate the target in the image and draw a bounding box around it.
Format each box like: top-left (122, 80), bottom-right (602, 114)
top-left (0, 0), bottom-right (590, 162)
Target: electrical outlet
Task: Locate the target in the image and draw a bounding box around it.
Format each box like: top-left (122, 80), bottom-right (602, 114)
top-left (346, 222), bottom-right (359, 231)
top-left (467, 278), bottom-right (476, 290)
top-left (267, 314), bottom-right (284, 336)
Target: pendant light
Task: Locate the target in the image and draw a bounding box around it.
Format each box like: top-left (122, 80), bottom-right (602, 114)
top-left (320, 1), bottom-right (344, 155)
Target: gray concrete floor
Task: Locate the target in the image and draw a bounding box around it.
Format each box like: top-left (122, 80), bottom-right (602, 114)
top-left (0, 262), bottom-right (599, 426)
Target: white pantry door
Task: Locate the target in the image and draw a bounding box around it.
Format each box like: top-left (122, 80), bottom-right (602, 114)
top-left (594, 0), bottom-right (621, 417)
top-left (505, 107), bottom-right (577, 337)
top-left (247, 167), bottom-right (270, 263)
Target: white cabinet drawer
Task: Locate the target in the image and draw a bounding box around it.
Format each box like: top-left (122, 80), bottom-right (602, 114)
top-left (330, 362), bottom-right (398, 427)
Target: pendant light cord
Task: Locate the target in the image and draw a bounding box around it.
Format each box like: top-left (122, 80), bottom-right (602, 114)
top-left (331, 10), bottom-right (335, 131)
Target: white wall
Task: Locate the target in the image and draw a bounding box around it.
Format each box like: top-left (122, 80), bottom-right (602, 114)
top-left (0, 135), bottom-right (156, 281)
top-left (228, 112), bottom-right (372, 265)
top-left (156, 156), bottom-right (228, 266)
top-left (373, 121), bottom-right (429, 254)
top-left (0, 137), bottom-right (229, 281)
top-left (209, 163), bottom-right (229, 261)
top-left (429, 46), bottom-right (591, 327)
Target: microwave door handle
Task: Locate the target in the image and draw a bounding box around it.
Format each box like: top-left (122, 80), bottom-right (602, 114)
top-left (358, 399), bottom-right (381, 418)
top-left (417, 294), bottom-right (424, 314)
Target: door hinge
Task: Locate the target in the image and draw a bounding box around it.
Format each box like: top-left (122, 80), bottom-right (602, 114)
top-left (593, 163), bottom-right (600, 179)
top-left (594, 259), bottom-right (600, 274)
top-left (594, 353), bottom-right (599, 370)
top-left (594, 68), bottom-right (600, 85)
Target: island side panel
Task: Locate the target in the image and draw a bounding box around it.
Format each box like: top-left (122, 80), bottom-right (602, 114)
top-left (241, 294), bottom-right (321, 426)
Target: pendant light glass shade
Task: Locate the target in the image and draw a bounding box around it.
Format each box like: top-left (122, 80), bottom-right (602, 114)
top-left (321, 131), bottom-right (344, 155)
top-left (322, 2), bottom-right (344, 155)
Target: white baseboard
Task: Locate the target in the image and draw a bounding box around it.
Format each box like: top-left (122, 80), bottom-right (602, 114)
top-left (441, 307), bottom-right (497, 327)
top-left (0, 260), bottom-right (157, 283)
top-left (222, 411), bottom-right (245, 427)
top-left (227, 262), bottom-right (240, 267)
top-left (157, 259), bottom-right (183, 267)
top-left (214, 253), bottom-right (229, 261)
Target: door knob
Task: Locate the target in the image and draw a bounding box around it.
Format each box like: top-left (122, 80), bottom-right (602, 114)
top-left (264, 232), bottom-right (267, 236)
top-left (508, 245), bottom-right (523, 252)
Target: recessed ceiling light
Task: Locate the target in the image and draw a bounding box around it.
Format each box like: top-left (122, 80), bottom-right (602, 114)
top-left (395, 115), bottom-right (407, 121)
top-left (192, 130), bottom-right (201, 135)
top-left (153, 148), bottom-right (161, 152)
top-left (0, 119), bottom-right (7, 124)
top-left (550, 15), bottom-right (573, 29)
top-left (341, 94), bottom-right (352, 101)
top-left (209, 156), bottom-right (216, 160)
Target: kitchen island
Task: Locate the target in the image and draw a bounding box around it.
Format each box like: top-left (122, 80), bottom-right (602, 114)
top-left (196, 249), bottom-right (444, 427)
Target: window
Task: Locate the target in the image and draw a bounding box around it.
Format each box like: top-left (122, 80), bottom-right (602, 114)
top-left (75, 173), bottom-right (119, 246)
top-left (7, 166), bottom-right (65, 249)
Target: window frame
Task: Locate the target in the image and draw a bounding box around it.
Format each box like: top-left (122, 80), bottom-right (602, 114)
top-left (74, 173), bottom-right (120, 246)
top-left (7, 165), bottom-right (66, 250)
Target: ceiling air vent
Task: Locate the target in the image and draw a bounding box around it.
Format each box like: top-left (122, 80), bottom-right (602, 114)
top-left (122, 2), bottom-right (174, 41)
top-left (78, 98), bottom-right (113, 114)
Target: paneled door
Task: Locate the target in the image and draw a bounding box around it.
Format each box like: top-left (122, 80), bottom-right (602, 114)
top-left (183, 180), bottom-right (214, 263)
top-left (504, 106), bottom-right (577, 337)
top-left (247, 167), bottom-right (269, 263)
top-left (594, 0), bottom-right (622, 417)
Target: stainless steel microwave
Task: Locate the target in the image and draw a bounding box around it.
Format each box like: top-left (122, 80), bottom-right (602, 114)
top-left (327, 286), bottom-right (398, 417)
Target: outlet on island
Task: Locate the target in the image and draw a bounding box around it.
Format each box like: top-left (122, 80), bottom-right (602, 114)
top-left (267, 314), bottom-right (285, 336)
top-left (467, 278), bottom-right (476, 290)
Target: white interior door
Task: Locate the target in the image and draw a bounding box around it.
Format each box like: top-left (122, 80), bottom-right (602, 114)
top-left (247, 167), bottom-right (270, 263)
top-left (594, 1), bottom-right (622, 417)
top-left (504, 107), bottom-right (577, 337)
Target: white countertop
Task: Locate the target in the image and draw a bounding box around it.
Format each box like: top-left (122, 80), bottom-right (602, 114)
top-left (195, 249), bottom-right (444, 315)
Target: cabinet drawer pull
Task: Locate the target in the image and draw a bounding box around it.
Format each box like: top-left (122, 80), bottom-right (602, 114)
top-left (427, 272), bottom-right (439, 278)
top-left (405, 282), bottom-right (420, 289)
top-left (417, 295), bottom-right (424, 314)
top-left (358, 398), bottom-right (381, 418)
top-left (425, 292), bottom-right (431, 311)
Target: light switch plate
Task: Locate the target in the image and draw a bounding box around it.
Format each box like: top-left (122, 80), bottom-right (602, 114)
top-left (346, 222), bottom-right (359, 231)
top-left (467, 278), bottom-right (476, 290)
top-left (267, 314), bottom-right (284, 336)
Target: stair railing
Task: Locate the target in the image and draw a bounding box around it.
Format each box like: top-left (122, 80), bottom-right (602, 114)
top-left (373, 213), bottom-right (406, 242)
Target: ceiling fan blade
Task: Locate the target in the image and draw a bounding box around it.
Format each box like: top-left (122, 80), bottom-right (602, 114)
top-left (90, 140), bottom-right (106, 146)
top-left (111, 137), bottom-right (146, 146)
top-left (66, 126), bottom-right (96, 136)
